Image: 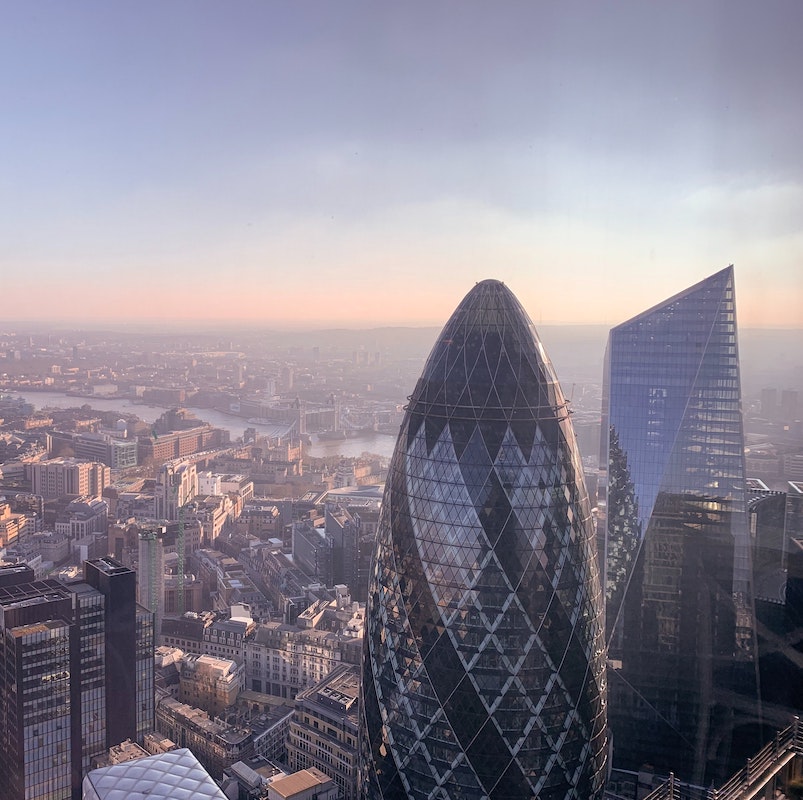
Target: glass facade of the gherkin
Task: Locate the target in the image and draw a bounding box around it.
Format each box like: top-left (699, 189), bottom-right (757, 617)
top-left (598, 266), bottom-right (762, 786)
top-left (360, 280), bottom-right (607, 800)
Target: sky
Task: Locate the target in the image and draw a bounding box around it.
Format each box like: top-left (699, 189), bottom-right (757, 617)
top-left (1, 1), bottom-right (801, 329)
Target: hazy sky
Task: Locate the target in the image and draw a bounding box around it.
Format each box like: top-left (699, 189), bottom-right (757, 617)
top-left (1, 2), bottom-right (801, 328)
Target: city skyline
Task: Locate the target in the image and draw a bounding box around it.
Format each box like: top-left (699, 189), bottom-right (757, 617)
top-left (1, 3), bottom-right (802, 328)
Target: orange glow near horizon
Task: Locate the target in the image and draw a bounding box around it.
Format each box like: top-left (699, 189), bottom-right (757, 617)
top-left (4, 272), bottom-right (801, 330)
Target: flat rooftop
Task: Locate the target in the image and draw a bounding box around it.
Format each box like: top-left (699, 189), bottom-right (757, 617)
top-left (268, 767), bottom-right (333, 798)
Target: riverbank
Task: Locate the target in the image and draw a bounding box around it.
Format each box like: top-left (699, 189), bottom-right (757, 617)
top-left (7, 390), bottom-right (396, 459)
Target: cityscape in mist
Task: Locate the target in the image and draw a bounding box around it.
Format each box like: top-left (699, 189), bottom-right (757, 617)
top-left (2, 3), bottom-right (803, 800)
top-left (3, 267), bottom-right (803, 799)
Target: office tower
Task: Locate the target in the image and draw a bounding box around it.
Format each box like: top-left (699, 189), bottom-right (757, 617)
top-left (293, 519), bottom-right (334, 585)
top-left (138, 525), bottom-right (167, 634)
top-left (71, 432), bottom-right (138, 469)
top-left (361, 280), bottom-right (607, 799)
top-left (155, 461), bottom-right (198, 520)
top-left (84, 558), bottom-right (155, 749)
top-left (599, 266), bottom-right (760, 785)
top-left (0, 500), bottom-right (29, 547)
top-left (326, 505), bottom-right (359, 592)
top-left (0, 577), bottom-right (76, 800)
top-left (0, 559), bottom-right (153, 800)
top-left (30, 457), bottom-right (111, 500)
top-left (788, 481), bottom-right (803, 541)
top-left (292, 506), bottom-right (361, 591)
top-left (288, 665), bottom-right (360, 800)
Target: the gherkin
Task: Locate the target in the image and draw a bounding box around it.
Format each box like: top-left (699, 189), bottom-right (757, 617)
top-left (360, 280), bottom-right (607, 800)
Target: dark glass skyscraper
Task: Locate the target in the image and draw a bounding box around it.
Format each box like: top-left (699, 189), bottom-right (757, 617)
top-left (361, 280), bottom-right (607, 799)
top-left (599, 266), bottom-right (761, 785)
top-left (0, 558), bottom-right (153, 800)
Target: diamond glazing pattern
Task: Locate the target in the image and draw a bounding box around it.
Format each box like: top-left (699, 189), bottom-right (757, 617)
top-left (360, 280), bottom-right (607, 799)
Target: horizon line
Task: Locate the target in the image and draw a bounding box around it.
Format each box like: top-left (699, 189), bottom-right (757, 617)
top-left (1, 320), bottom-right (801, 334)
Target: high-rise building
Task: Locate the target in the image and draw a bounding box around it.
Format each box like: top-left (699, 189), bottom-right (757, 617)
top-left (138, 525), bottom-right (167, 634)
top-left (360, 280), bottom-right (607, 799)
top-left (326, 504), bottom-right (359, 592)
top-left (84, 558), bottom-right (155, 750)
top-left (293, 518), bottom-right (334, 586)
top-left (290, 506), bottom-right (361, 592)
top-left (0, 558), bottom-right (153, 800)
top-left (598, 266), bottom-right (761, 785)
top-left (0, 499), bottom-right (31, 546)
top-left (155, 460), bottom-right (198, 520)
top-left (30, 457), bottom-right (110, 500)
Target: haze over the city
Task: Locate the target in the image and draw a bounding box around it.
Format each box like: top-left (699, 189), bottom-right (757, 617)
top-left (1, 2), bottom-right (802, 329)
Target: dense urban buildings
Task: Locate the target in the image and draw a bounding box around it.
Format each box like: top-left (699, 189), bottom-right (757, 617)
top-left (360, 280), bottom-right (607, 799)
top-left (1, 280), bottom-right (801, 798)
top-left (154, 692), bottom-right (293, 779)
top-left (0, 558), bottom-right (153, 800)
top-left (598, 266), bottom-right (762, 785)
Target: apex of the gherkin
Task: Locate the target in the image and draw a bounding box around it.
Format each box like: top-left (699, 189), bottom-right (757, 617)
top-left (408, 278), bottom-right (566, 448)
top-left (450, 277), bottom-right (523, 322)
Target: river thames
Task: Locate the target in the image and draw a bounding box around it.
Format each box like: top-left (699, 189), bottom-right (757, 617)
top-left (7, 390), bottom-right (396, 460)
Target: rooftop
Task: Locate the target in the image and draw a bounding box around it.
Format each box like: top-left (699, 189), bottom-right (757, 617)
top-left (83, 748), bottom-right (226, 800)
top-left (268, 767), bottom-right (333, 799)
top-left (11, 618), bottom-right (69, 638)
top-left (87, 556), bottom-right (132, 576)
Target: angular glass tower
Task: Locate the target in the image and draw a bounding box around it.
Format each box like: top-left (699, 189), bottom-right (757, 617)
top-left (360, 280), bottom-right (607, 799)
top-left (598, 266), bottom-right (761, 785)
